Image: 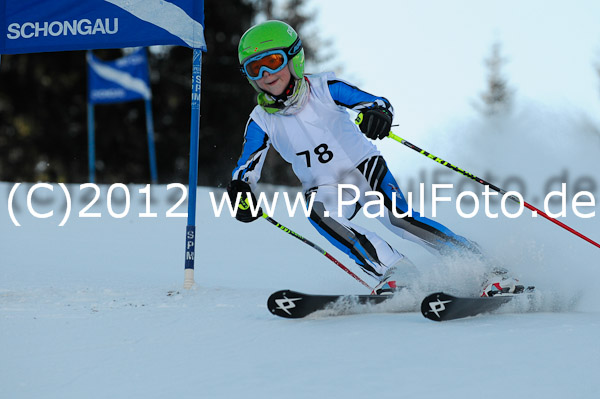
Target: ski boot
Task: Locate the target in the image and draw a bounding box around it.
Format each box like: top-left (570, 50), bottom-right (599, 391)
top-left (480, 268), bottom-right (534, 297)
top-left (371, 258), bottom-right (418, 295)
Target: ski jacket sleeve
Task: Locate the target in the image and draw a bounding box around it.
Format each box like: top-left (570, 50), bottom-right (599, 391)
top-left (232, 118), bottom-right (270, 188)
top-left (327, 79), bottom-right (394, 117)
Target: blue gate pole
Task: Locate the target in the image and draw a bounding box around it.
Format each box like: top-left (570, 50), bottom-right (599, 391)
top-left (87, 102), bottom-right (96, 183)
top-left (144, 99), bottom-right (158, 184)
top-left (183, 49), bottom-right (202, 289)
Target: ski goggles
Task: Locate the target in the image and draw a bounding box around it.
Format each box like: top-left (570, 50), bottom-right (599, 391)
top-left (240, 37), bottom-right (303, 81)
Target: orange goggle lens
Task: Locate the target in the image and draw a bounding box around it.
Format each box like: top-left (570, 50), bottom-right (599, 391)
top-left (244, 53), bottom-right (286, 79)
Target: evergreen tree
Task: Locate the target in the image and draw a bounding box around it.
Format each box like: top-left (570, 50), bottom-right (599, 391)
top-left (0, 51), bottom-right (89, 182)
top-left (596, 57), bottom-right (600, 101)
top-left (0, 0), bottom-right (256, 186)
top-left (253, 0), bottom-right (325, 65)
top-left (474, 41), bottom-right (514, 117)
top-left (0, 0), bottom-right (332, 187)
top-left (591, 57), bottom-right (600, 138)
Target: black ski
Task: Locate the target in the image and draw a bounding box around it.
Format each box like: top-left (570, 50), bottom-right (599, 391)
top-left (267, 289), bottom-right (391, 319)
top-left (420, 292), bottom-right (513, 321)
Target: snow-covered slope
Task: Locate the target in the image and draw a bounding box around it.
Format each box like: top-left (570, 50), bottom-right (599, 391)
top-left (2, 99), bottom-right (600, 399)
top-left (1, 170), bottom-right (599, 398)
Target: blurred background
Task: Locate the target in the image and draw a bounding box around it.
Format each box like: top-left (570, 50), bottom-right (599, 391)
top-left (1, 0), bottom-right (599, 189)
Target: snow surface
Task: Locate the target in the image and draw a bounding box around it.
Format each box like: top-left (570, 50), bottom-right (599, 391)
top-left (2, 112), bottom-right (599, 398)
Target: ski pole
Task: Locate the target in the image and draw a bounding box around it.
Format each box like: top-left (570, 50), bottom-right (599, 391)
top-left (261, 213), bottom-right (374, 290)
top-left (387, 132), bottom-right (600, 249)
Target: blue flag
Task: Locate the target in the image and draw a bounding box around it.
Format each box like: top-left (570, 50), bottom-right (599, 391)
top-left (88, 48), bottom-right (151, 104)
top-left (1, 0), bottom-right (206, 54)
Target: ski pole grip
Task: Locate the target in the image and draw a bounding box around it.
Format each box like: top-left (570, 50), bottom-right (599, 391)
top-left (354, 112), bottom-right (364, 126)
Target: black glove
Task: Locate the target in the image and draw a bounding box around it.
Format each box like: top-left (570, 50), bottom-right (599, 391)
top-left (226, 180), bottom-right (262, 223)
top-left (356, 107), bottom-right (393, 140)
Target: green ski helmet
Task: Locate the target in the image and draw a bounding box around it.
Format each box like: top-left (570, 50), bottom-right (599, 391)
top-left (238, 20), bottom-right (305, 93)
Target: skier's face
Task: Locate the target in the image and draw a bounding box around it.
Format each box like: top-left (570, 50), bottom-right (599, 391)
top-left (256, 65), bottom-right (291, 96)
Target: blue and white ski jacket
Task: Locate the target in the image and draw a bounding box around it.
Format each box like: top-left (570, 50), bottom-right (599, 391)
top-left (232, 72), bottom-right (393, 191)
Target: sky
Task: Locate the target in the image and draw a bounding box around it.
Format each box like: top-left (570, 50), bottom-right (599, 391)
top-left (314, 0), bottom-right (600, 138)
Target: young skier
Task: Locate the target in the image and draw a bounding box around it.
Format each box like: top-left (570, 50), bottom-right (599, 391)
top-left (228, 20), bottom-right (521, 296)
